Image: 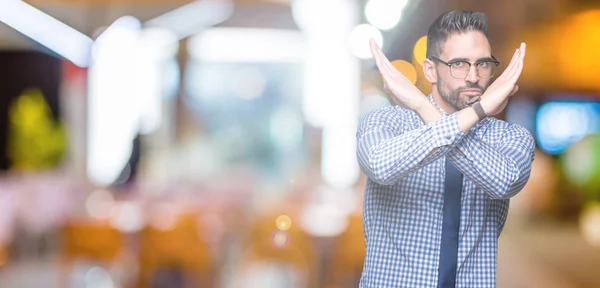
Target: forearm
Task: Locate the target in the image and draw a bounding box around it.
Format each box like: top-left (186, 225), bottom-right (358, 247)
top-left (414, 99), bottom-right (482, 156)
top-left (447, 126), bottom-right (535, 199)
top-left (357, 109), bottom-right (468, 185)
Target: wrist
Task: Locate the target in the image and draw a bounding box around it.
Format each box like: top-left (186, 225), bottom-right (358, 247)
top-left (478, 97), bottom-right (497, 117)
top-left (415, 99), bottom-right (442, 124)
top-left (414, 96), bottom-right (434, 114)
top-left (456, 106), bottom-right (481, 132)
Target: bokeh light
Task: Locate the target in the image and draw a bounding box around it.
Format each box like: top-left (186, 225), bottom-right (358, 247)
top-left (391, 60), bottom-right (417, 84)
top-left (299, 202), bottom-right (349, 237)
top-left (270, 230), bottom-right (290, 248)
top-left (85, 189), bottom-right (116, 220)
top-left (536, 102), bottom-right (600, 155)
top-left (109, 202), bottom-right (144, 233)
top-left (348, 24), bottom-right (383, 59)
top-left (275, 215), bottom-right (292, 231)
top-left (148, 202), bottom-right (179, 231)
top-left (579, 202), bottom-right (600, 248)
top-left (561, 133), bottom-right (600, 195)
top-left (84, 266), bottom-right (115, 288)
top-left (232, 66), bottom-right (266, 99)
top-left (413, 35), bottom-right (427, 66)
top-left (365, 0), bottom-right (407, 30)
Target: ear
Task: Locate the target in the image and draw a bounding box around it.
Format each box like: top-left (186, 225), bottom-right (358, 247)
top-left (423, 58), bottom-right (437, 83)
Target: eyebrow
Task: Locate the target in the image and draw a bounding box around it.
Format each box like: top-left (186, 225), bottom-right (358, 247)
top-left (448, 57), bottom-right (495, 63)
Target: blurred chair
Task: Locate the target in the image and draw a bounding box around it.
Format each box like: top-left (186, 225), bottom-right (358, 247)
top-left (235, 211), bottom-right (318, 288)
top-left (323, 214), bottom-right (365, 288)
top-left (136, 213), bottom-right (214, 288)
top-left (60, 220), bottom-right (125, 287)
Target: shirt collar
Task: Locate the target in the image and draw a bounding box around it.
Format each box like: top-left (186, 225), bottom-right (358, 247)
top-left (427, 93), bottom-right (448, 116)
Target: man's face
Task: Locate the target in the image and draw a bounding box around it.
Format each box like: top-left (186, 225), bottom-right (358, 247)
top-left (435, 30), bottom-right (493, 110)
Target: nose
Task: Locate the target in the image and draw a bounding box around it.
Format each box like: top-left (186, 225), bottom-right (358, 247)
top-left (465, 65), bottom-right (479, 83)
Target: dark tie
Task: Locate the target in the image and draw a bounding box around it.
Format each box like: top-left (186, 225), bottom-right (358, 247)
top-left (437, 159), bottom-right (463, 288)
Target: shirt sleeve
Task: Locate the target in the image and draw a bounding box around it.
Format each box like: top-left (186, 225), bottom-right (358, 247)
top-left (357, 106), bottom-right (468, 185)
top-left (446, 122), bottom-right (536, 199)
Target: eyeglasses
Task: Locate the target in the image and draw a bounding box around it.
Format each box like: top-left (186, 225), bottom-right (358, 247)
top-left (429, 56), bottom-right (500, 79)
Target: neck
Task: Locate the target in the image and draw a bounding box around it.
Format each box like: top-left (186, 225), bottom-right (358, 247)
top-left (431, 85), bottom-right (458, 115)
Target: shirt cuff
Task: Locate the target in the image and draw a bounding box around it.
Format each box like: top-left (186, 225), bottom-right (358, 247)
top-left (433, 112), bottom-right (467, 147)
top-left (456, 130), bottom-right (480, 161)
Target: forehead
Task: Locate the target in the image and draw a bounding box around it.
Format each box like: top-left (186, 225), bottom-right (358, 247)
top-left (440, 30), bottom-right (491, 60)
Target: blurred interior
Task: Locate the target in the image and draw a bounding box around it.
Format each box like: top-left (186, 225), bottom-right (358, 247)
top-left (0, 0), bottom-right (600, 287)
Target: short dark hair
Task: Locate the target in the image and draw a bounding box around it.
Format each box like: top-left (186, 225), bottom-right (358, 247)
top-left (426, 10), bottom-right (490, 59)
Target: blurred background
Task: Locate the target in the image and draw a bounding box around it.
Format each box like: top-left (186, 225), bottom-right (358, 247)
top-left (0, 0), bottom-right (599, 287)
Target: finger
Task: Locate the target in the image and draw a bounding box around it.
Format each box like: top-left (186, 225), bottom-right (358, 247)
top-left (379, 52), bottom-right (401, 78)
top-left (509, 46), bottom-right (526, 82)
top-left (509, 47), bottom-right (520, 65)
top-left (370, 39), bottom-right (389, 74)
top-left (495, 48), bottom-right (519, 82)
top-left (519, 42), bottom-right (526, 62)
top-left (502, 47), bottom-right (522, 79)
top-left (508, 43), bottom-right (527, 76)
top-left (508, 43), bottom-right (526, 76)
top-left (509, 57), bottom-right (524, 83)
top-left (512, 43), bottom-right (526, 82)
top-left (372, 42), bottom-right (402, 80)
top-left (370, 40), bottom-right (395, 83)
top-left (369, 39), bottom-right (379, 59)
top-left (368, 39), bottom-right (405, 81)
top-left (370, 39), bottom-right (384, 69)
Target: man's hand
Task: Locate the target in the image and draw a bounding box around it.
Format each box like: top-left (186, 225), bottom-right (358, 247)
top-left (479, 43), bottom-right (526, 116)
top-left (370, 39), bottom-right (427, 112)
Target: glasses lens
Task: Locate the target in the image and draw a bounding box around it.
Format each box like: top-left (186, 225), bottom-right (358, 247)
top-left (450, 64), bottom-right (469, 79)
top-left (450, 62), bottom-right (497, 79)
top-left (478, 63), bottom-right (496, 79)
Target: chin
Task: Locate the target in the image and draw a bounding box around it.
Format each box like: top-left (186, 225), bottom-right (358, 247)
top-left (458, 98), bottom-right (471, 109)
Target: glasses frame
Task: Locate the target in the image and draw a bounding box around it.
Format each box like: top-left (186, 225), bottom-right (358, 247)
top-left (429, 56), bottom-right (500, 79)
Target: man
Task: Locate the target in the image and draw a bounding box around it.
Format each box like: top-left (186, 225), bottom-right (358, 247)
top-left (357, 10), bottom-right (535, 288)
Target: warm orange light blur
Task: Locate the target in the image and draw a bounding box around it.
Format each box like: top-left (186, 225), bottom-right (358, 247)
top-left (411, 35), bottom-right (432, 95)
top-left (391, 60), bottom-right (417, 85)
top-left (0, 245), bottom-right (5, 267)
top-left (556, 10), bottom-right (600, 91)
top-left (579, 202), bottom-right (600, 248)
top-left (518, 9), bottom-right (600, 92)
top-left (413, 36), bottom-right (427, 66)
top-left (276, 214), bottom-right (292, 231)
top-left (271, 230), bottom-right (290, 248)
